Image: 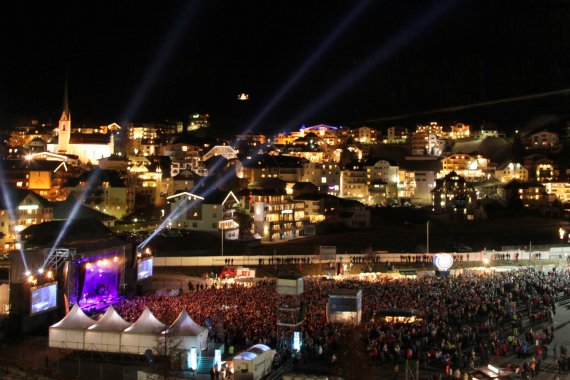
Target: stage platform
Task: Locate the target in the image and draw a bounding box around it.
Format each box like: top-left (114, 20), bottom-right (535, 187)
top-left (77, 295), bottom-right (123, 315)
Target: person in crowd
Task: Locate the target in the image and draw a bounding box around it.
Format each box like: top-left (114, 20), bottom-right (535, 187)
top-left (112, 266), bottom-right (569, 378)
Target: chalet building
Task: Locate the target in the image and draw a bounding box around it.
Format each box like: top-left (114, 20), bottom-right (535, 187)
top-left (167, 190), bottom-right (240, 240)
top-left (431, 171), bottom-right (477, 219)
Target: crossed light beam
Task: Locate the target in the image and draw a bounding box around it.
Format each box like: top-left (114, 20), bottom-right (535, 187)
top-left (139, 1), bottom-right (371, 248)
top-left (0, 161), bottom-right (30, 273)
top-left (193, 0), bottom-right (371, 197)
top-left (116, 0), bottom-right (200, 247)
top-left (244, 0), bottom-right (371, 133)
top-left (120, 1), bottom-right (200, 123)
top-left (280, 0), bottom-right (464, 132)
top-left (41, 168), bottom-right (102, 270)
top-left (160, 1), bottom-right (465, 248)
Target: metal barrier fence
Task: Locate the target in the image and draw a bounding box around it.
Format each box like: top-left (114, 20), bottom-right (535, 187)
top-left (153, 248), bottom-right (570, 268)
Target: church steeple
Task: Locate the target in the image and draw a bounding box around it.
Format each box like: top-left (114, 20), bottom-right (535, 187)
top-left (57, 75), bottom-right (71, 153)
top-left (62, 74), bottom-right (69, 119)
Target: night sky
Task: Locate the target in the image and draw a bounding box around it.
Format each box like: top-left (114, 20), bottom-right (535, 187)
top-left (2, 0), bottom-right (570, 136)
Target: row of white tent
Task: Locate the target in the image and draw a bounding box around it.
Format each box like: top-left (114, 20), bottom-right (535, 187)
top-left (49, 304), bottom-right (208, 355)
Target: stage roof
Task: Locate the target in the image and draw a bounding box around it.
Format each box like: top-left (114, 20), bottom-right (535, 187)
top-left (20, 218), bottom-right (127, 252)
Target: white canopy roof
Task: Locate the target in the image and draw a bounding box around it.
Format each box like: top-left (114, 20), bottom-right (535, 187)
top-left (167, 309), bottom-right (207, 336)
top-left (123, 307), bottom-right (165, 334)
top-left (51, 304), bottom-right (96, 330)
top-left (234, 344), bottom-right (272, 360)
top-left (87, 305), bottom-right (132, 332)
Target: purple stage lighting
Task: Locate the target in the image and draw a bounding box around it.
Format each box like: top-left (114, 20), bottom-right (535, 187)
top-left (77, 253), bottom-right (122, 313)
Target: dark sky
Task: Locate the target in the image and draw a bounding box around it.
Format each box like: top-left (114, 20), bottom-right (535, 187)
top-left (2, 0), bottom-right (570, 136)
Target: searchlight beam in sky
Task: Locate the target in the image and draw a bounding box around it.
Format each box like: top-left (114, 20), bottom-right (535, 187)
top-left (42, 168), bottom-right (102, 269)
top-left (0, 162), bottom-right (29, 273)
top-left (281, 0), bottom-right (463, 131)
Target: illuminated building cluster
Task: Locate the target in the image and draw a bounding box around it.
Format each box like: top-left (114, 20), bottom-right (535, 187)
top-left (1, 81), bottom-right (570, 247)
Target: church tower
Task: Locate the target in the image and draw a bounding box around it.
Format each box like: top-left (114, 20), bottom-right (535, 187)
top-left (57, 77), bottom-right (71, 153)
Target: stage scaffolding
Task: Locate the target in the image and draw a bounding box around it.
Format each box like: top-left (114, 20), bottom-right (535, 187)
top-left (43, 248), bottom-right (76, 271)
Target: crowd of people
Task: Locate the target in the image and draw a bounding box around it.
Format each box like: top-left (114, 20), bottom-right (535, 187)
top-left (113, 267), bottom-right (570, 378)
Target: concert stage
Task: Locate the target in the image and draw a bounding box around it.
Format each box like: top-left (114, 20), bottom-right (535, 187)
top-left (71, 252), bottom-right (126, 314)
top-left (78, 294), bottom-right (123, 314)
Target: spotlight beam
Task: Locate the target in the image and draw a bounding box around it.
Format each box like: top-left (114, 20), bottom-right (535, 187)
top-left (140, 1), bottom-right (371, 247)
top-left (244, 0), bottom-right (371, 133)
top-left (120, 1), bottom-right (201, 122)
top-left (42, 168), bottom-right (102, 268)
top-left (281, 0), bottom-right (463, 131)
top-left (0, 163), bottom-right (29, 272)
top-left (140, 158), bottom-right (250, 249)
top-left (202, 1), bottom-right (370, 186)
top-left (138, 197), bottom-right (188, 248)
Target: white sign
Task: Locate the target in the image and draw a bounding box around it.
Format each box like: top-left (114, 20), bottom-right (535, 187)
top-left (433, 253), bottom-right (454, 271)
top-left (293, 331), bottom-right (301, 351)
top-left (218, 220), bottom-right (234, 230)
top-left (18, 204), bottom-right (38, 210)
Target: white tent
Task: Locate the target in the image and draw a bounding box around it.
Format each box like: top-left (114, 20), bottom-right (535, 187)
top-left (165, 309), bottom-right (208, 354)
top-left (121, 307), bottom-right (166, 354)
top-left (84, 305), bottom-right (132, 353)
top-left (49, 304), bottom-right (96, 350)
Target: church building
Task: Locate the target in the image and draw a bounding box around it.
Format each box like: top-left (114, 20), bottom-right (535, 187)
top-left (47, 80), bottom-right (118, 164)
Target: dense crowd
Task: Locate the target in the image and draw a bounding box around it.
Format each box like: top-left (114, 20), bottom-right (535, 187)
top-left (113, 267), bottom-right (570, 378)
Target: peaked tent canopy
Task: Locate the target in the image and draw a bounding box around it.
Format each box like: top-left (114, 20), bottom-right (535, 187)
top-left (84, 305), bottom-right (132, 353)
top-left (121, 307), bottom-right (166, 354)
top-left (123, 307), bottom-right (165, 334)
top-left (166, 309), bottom-right (209, 352)
top-left (88, 305), bottom-right (132, 331)
top-left (49, 304), bottom-right (96, 349)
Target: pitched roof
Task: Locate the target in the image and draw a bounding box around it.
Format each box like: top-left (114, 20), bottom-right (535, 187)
top-left (247, 178), bottom-right (287, 191)
top-left (65, 169), bottom-right (126, 188)
top-left (242, 154), bottom-right (307, 169)
top-left (0, 186), bottom-right (51, 210)
top-left (69, 133), bottom-right (111, 145)
top-left (502, 180), bottom-right (545, 190)
top-left (173, 169), bottom-right (201, 181)
top-left (199, 189), bottom-right (236, 204)
top-left (52, 196), bottom-right (116, 221)
top-left (20, 218), bottom-right (123, 251)
top-left (399, 158), bottom-right (442, 172)
top-left (294, 193), bottom-right (326, 201)
top-left (4, 159), bottom-right (64, 172)
top-left (496, 161), bottom-right (524, 171)
top-left (147, 156), bottom-right (172, 178)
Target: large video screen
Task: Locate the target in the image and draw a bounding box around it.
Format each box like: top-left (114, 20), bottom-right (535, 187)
top-left (137, 258), bottom-right (153, 281)
top-left (30, 282), bottom-right (57, 315)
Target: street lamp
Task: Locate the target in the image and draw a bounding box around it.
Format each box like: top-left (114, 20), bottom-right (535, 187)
top-left (426, 220), bottom-right (430, 255)
top-left (218, 220), bottom-right (233, 257)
